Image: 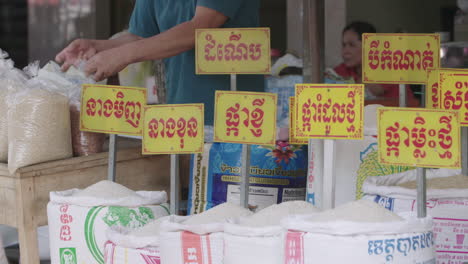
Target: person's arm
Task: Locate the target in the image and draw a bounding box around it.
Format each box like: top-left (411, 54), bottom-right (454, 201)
top-left (85, 6), bottom-right (229, 81)
top-left (56, 32), bottom-right (141, 71)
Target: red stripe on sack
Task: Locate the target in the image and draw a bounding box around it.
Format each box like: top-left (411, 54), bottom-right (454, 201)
top-left (205, 234), bottom-right (212, 264)
top-left (284, 231), bottom-right (305, 264)
top-left (182, 231), bottom-right (204, 264)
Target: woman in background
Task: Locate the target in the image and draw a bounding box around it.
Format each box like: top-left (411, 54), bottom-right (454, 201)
top-left (333, 21), bottom-right (414, 100)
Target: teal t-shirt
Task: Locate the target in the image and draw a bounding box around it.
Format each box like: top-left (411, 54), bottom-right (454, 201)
top-left (129, 0), bottom-right (265, 125)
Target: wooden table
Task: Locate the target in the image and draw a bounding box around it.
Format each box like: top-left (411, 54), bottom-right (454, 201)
top-left (0, 147), bottom-right (171, 264)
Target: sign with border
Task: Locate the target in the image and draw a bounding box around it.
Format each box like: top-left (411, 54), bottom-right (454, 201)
top-left (195, 28), bottom-right (271, 74)
top-left (362, 33), bottom-right (440, 84)
top-left (214, 91), bottom-right (277, 146)
top-left (80, 84), bottom-right (146, 136)
top-left (295, 84), bottom-right (364, 140)
top-left (378, 107), bottom-right (460, 169)
top-left (142, 104), bottom-right (204, 155)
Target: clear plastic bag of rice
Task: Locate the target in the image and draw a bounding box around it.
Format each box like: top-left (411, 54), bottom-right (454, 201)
top-left (7, 78), bottom-right (72, 173)
top-left (0, 54), bottom-right (29, 163)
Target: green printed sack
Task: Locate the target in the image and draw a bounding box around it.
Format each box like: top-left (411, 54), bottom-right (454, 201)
top-left (47, 188), bottom-right (169, 264)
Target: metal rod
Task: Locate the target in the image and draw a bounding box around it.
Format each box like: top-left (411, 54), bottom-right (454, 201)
top-left (322, 139), bottom-right (336, 210)
top-left (416, 167), bottom-right (427, 218)
top-left (240, 145), bottom-right (251, 208)
top-left (399, 84), bottom-right (407, 107)
top-left (108, 134), bottom-right (117, 182)
top-left (308, 139), bottom-right (323, 207)
top-left (230, 74), bottom-right (237, 91)
top-left (462, 127), bottom-right (468, 176)
top-left (170, 154), bottom-right (180, 215)
top-left (420, 85), bottom-right (426, 108)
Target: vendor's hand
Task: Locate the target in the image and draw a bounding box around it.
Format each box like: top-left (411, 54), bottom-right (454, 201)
top-left (84, 48), bottom-right (128, 82)
top-left (56, 39), bottom-right (97, 71)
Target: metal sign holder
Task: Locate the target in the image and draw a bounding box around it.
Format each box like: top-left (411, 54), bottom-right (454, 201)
top-left (231, 73), bottom-right (251, 209)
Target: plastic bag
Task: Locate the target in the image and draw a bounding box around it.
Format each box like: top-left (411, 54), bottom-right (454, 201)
top-left (65, 62), bottom-right (105, 156)
top-left (0, 54), bottom-right (29, 163)
top-left (7, 77), bottom-right (72, 173)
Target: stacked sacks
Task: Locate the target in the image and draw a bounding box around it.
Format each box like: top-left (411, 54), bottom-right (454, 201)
top-left (48, 181), bottom-right (169, 264)
top-left (159, 203), bottom-right (252, 264)
top-left (105, 202), bottom-right (252, 264)
top-left (362, 169), bottom-right (467, 264)
top-left (283, 200), bottom-right (435, 263)
top-left (224, 201), bottom-right (319, 264)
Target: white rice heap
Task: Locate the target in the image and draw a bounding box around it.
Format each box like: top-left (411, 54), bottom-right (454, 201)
top-left (398, 175), bottom-right (468, 190)
top-left (183, 202), bottom-right (253, 225)
top-left (308, 200), bottom-right (403, 223)
top-left (72, 180), bottom-right (139, 199)
top-left (242, 201), bottom-right (320, 227)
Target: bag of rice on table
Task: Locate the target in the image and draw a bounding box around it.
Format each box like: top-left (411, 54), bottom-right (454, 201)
top-left (159, 202), bottom-right (252, 264)
top-left (48, 181), bottom-right (169, 264)
top-left (7, 76), bottom-right (72, 173)
top-left (362, 169), bottom-right (468, 264)
top-left (283, 200), bottom-right (435, 264)
top-left (224, 201), bottom-right (319, 264)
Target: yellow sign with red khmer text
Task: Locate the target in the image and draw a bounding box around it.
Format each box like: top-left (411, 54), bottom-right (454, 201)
top-left (439, 70), bottom-right (468, 126)
top-left (289, 97), bottom-right (308, 145)
top-left (80, 84), bottom-right (146, 136)
top-left (142, 104), bottom-right (204, 154)
top-left (378, 108), bottom-right (460, 169)
top-left (295, 84), bottom-right (364, 140)
top-left (214, 91), bottom-right (277, 146)
top-left (195, 28), bottom-right (271, 74)
top-left (362, 33), bottom-right (440, 84)
top-left (426, 68), bottom-right (468, 109)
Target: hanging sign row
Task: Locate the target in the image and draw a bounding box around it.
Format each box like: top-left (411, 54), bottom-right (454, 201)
top-left (79, 31), bottom-right (462, 170)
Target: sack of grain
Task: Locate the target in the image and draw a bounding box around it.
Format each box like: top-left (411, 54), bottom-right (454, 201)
top-left (224, 201), bottom-right (319, 264)
top-left (188, 142), bottom-right (308, 215)
top-left (159, 203), bottom-right (252, 264)
top-left (362, 170), bottom-right (468, 264)
top-left (7, 77), bottom-right (72, 173)
top-left (283, 200), bottom-right (435, 264)
top-left (47, 181), bottom-right (169, 264)
top-left (104, 217), bottom-right (169, 264)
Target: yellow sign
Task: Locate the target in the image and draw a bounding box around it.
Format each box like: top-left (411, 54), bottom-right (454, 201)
top-left (214, 91), bottom-right (277, 146)
top-left (80, 85), bottom-right (146, 136)
top-left (295, 84), bottom-right (364, 140)
top-left (439, 70), bottom-right (468, 126)
top-left (289, 97), bottom-right (308, 145)
top-left (426, 68), bottom-right (468, 109)
top-left (378, 108), bottom-right (460, 169)
top-left (195, 28), bottom-right (271, 74)
top-left (426, 68), bottom-right (440, 109)
top-left (362, 33), bottom-right (440, 84)
top-left (142, 104), bottom-right (204, 154)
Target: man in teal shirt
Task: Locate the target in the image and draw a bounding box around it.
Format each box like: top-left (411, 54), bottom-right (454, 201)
top-left (56, 0), bottom-right (264, 125)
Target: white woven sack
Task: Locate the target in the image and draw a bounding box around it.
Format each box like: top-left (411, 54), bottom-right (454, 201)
top-left (104, 241), bottom-right (160, 264)
top-left (159, 216), bottom-right (224, 264)
top-left (362, 169), bottom-right (468, 264)
top-left (283, 212), bottom-right (435, 264)
top-left (48, 190), bottom-right (169, 264)
top-left (224, 222), bottom-right (284, 264)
